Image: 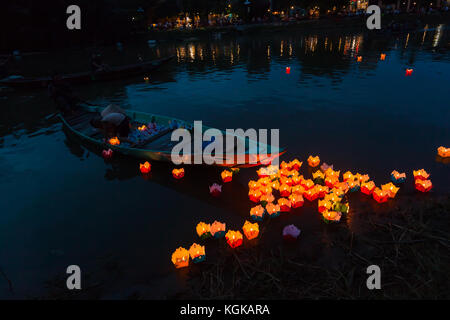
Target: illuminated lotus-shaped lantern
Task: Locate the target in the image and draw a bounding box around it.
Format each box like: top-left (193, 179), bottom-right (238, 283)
top-left (289, 193), bottom-right (304, 208)
top-left (266, 203), bottom-right (281, 218)
top-left (278, 176), bottom-right (292, 186)
top-left (171, 247), bottom-right (190, 269)
top-left (248, 189), bottom-right (262, 203)
top-left (258, 177), bottom-right (271, 186)
top-left (325, 176), bottom-right (339, 188)
top-left (348, 180), bottom-right (360, 193)
top-left (413, 169), bottom-right (430, 181)
top-left (405, 68), bottom-right (413, 76)
top-left (373, 187), bottom-right (389, 203)
top-left (280, 161), bottom-right (289, 170)
top-left (221, 170), bottom-right (233, 183)
top-left (279, 168), bottom-right (291, 177)
top-left (282, 224), bottom-right (301, 242)
top-left (172, 168), bottom-right (185, 179)
top-left (210, 221), bottom-right (226, 238)
top-left (289, 159), bottom-right (302, 171)
top-left (437, 146), bottom-right (450, 158)
top-left (318, 199), bottom-right (333, 213)
top-left (301, 179), bottom-right (315, 190)
top-left (357, 56), bottom-right (362, 62)
top-left (307, 155), bottom-right (320, 167)
top-left (343, 171), bottom-right (354, 182)
top-left (189, 243), bottom-right (206, 263)
top-left (139, 161), bottom-right (151, 174)
top-left (361, 181), bottom-right (376, 195)
top-left (291, 185), bottom-right (305, 195)
top-left (278, 198), bottom-right (291, 212)
top-left (259, 185), bottom-right (273, 195)
top-left (196, 222), bottom-right (211, 239)
top-left (415, 179), bottom-right (432, 192)
top-left (391, 170), bottom-right (406, 184)
top-left (322, 210), bottom-right (342, 223)
top-left (242, 220), bottom-right (259, 240)
top-left (316, 185), bottom-right (329, 198)
top-left (291, 175), bottom-right (303, 186)
top-left (209, 183), bottom-right (222, 197)
top-left (304, 188), bottom-right (318, 202)
top-left (380, 53), bottom-right (386, 60)
top-left (312, 170), bottom-right (325, 184)
top-left (259, 193), bottom-right (275, 204)
top-left (357, 174), bottom-right (370, 183)
top-left (324, 192), bottom-right (340, 203)
top-left (225, 230), bottom-right (243, 248)
top-left (279, 184), bottom-right (291, 197)
top-left (108, 137), bottom-right (120, 145)
top-left (335, 182), bottom-right (349, 194)
top-left (381, 182), bottom-right (399, 198)
top-left (250, 205), bottom-right (265, 221)
top-left (269, 179), bottom-right (280, 190)
top-left (248, 180), bottom-right (260, 190)
top-left (102, 149), bottom-right (113, 160)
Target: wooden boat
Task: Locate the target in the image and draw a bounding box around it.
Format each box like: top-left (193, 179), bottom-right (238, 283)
top-left (0, 56), bottom-right (174, 89)
top-left (59, 104), bottom-right (285, 167)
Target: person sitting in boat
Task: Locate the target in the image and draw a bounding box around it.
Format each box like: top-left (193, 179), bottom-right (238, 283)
top-left (48, 74), bottom-right (80, 115)
top-left (90, 53), bottom-right (110, 73)
top-left (90, 104), bottom-right (134, 145)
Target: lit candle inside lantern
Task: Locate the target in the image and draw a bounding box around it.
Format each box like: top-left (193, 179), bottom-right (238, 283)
top-left (380, 53), bottom-right (386, 60)
top-left (405, 68), bottom-right (413, 76)
top-left (316, 185), bottom-right (329, 198)
top-left (280, 161), bottom-right (289, 170)
top-left (221, 170), bottom-right (233, 183)
top-left (312, 170), bottom-right (325, 181)
top-left (289, 193), bottom-right (304, 208)
top-left (307, 155), bottom-right (320, 167)
top-left (279, 168), bottom-right (291, 177)
top-left (357, 56), bottom-right (362, 62)
top-left (282, 224), bottom-right (301, 242)
top-left (242, 220), bottom-right (259, 240)
top-left (413, 169), bottom-right (430, 181)
top-left (171, 247), bottom-right (190, 269)
top-left (318, 200), bottom-right (333, 213)
top-left (269, 180), bottom-right (280, 190)
top-left (437, 146), bottom-right (450, 158)
top-left (381, 182), bottom-right (399, 198)
top-left (172, 168), bottom-right (185, 179)
top-left (361, 181), bottom-right (376, 195)
top-left (209, 183), bottom-right (222, 197)
top-left (189, 243), bottom-right (206, 263)
top-left (248, 189), bottom-right (262, 203)
top-left (250, 205), bottom-right (265, 221)
top-left (279, 176), bottom-right (293, 186)
top-left (108, 137), bottom-right (120, 145)
top-left (258, 177), bottom-right (271, 186)
top-left (266, 203), bottom-right (281, 218)
top-left (289, 159), bottom-right (302, 171)
top-left (196, 222), bottom-right (211, 239)
top-left (259, 185), bottom-right (273, 195)
top-left (139, 161), bottom-right (151, 174)
top-left (210, 221), bottom-right (226, 238)
top-left (322, 210), bottom-right (342, 222)
top-left (279, 184), bottom-right (291, 197)
top-left (278, 198), bottom-right (291, 212)
top-left (373, 187), bottom-right (389, 203)
top-left (415, 179), bottom-right (432, 192)
top-left (225, 230), bottom-right (243, 248)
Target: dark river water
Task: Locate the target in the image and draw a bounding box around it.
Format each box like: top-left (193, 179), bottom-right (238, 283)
top-left (1, 24), bottom-right (449, 298)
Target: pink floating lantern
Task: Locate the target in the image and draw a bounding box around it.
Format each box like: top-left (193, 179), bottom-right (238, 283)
top-left (282, 225), bottom-right (301, 242)
top-left (209, 183), bottom-right (222, 197)
top-left (102, 149), bottom-right (113, 160)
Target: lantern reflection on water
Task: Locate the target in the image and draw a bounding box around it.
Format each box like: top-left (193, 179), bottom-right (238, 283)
top-left (242, 220), bottom-right (259, 240)
top-left (225, 230), bottom-right (243, 248)
top-left (250, 205), bottom-right (265, 221)
top-left (102, 149), bottom-right (113, 160)
top-left (210, 221), bottom-right (226, 238)
top-left (139, 161), bottom-right (151, 174)
top-left (171, 247), bottom-right (190, 268)
top-left (189, 243), bottom-right (206, 263)
top-left (196, 222), bottom-right (211, 239)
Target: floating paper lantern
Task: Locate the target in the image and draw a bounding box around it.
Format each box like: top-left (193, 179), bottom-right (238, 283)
top-left (291, 175), bottom-right (303, 186)
top-left (380, 53), bottom-right (386, 60)
top-left (381, 182), bottom-right (399, 198)
top-left (260, 193), bottom-right (275, 204)
top-left (248, 180), bottom-right (260, 190)
top-left (279, 184), bottom-right (291, 197)
top-left (361, 181), bottom-right (376, 195)
top-left (225, 230), bottom-right (243, 248)
top-left (316, 185), bottom-right (329, 198)
top-left (301, 179), bottom-right (315, 190)
top-left (291, 185), bottom-right (305, 195)
top-left (304, 188), bottom-right (318, 202)
top-left (242, 220), bottom-right (259, 240)
top-left (373, 187), bottom-right (389, 203)
top-left (391, 170), bottom-right (406, 184)
top-left (312, 170), bottom-right (325, 180)
top-left (415, 179), bottom-right (432, 192)
top-left (437, 146), bottom-right (450, 158)
top-left (248, 189), bottom-right (262, 203)
top-left (413, 169), bottom-right (430, 181)
top-left (343, 171), bottom-right (354, 181)
top-left (171, 247), bottom-right (190, 269)
top-left (196, 222), bottom-right (211, 239)
top-left (405, 68), bottom-right (413, 76)
top-left (258, 177), bottom-right (271, 186)
top-left (172, 168), bottom-right (185, 179)
top-left (138, 125), bottom-right (147, 131)
top-left (279, 176), bottom-right (293, 186)
top-left (108, 137), bottom-right (120, 145)
top-left (325, 176), bottom-right (339, 188)
top-left (348, 180), bottom-right (360, 193)
top-left (266, 203), bottom-right (280, 218)
top-left (189, 243), bottom-right (206, 263)
top-left (144, 76), bottom-right (149, 82)
top-left (289, 194), bottom-right (304, 208)
top-left (286, 67), bottom-right (291, 74)
top-left (250, 205), bottom-right (265, 221)
top-left (357, 56), bottom-right (362, 62)
top-left (324, 192), bottom-right (340, 203)
top-left (139, 161), bottom-right (151, 174)
top-left (278, 198), bottom-right (291, 212)
top-left (280, 161), bottom-right (289, 170)
top-left (269, 180), bottom-right (280, 190)
top-left (289, 159), bottom-right (303, 171)
top-left (282, 225), bottom-right (301, 242)
top-left (322, 210), bottom-right (342, 223)
top-left (209, 183), bottom-right (222, 197)
top-left (357, 174), bottom-right (370, 183)
top-left (307, 155), bottom-right (320, 167)
top-left (318, 200), bottom-right (333, 213)
top-left (102, 149), bottom-right (113, 160)
top-left (279, 168), bottom-right (291, 177)
top-left (221, 170), bottom-right (233, 183)
top-left (210, 221), bottom-right (226, 238)
top-left (259, 185), bottom-right (273, 195)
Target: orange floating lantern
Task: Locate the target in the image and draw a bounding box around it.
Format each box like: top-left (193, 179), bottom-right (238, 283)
top-left (269, 179), bottom-right (280, 190)
top-left (318, 200), bottom-right (333, 213)
top-left (415, 179), bottom-right (432, 192)
top-left (357, 174), bottom-right (370, 183)
top-left (289, 193), bottom-right (304, 208)
top-left (248, 189), bottom-right (262, 203)
top-left (108, 137), bottom-right (120, 145)
top-left (250, 205), bottom-right (265, 221)
top-left (348, 180), bottom-right (360, 192)
top-left (171, 247), bottom-right (190, 269)
top-left (304, 188), bottom-right (318, 202)
top-left (381, 182), bottom-right (399, 198)
top-left (138, 125), bottom-right (147, 131)
top-left (324, 193), bottom-right (340, 203)
top-left (325, 176), bottom-right (339, 188)
top-left (312, 170), bottom-right (325, 183)
top-left (278, 198), bottom-right (291, 212)
top-left (289, 159), bottom-right (303, 171)
top-left (266, 203), bottom-right (280, 218)
top-left (405, 68), bottom-right (413, 76)
top-left (258, 177), bottom-right (271, 186)
top-left (373, 187), bottom-right (389, 203)
top-left (139, 161), bottom-right (151, 174)
top-left (342, 171), bottom-right (354, 182)
top-left (280, 161), bottom-right (289, 170)
top-left (279, 184), bottom-right (291, 197)
top-left (291, 175), bottom-right (303, 186)
top-left (172, 168), bottom-right (185, 179)
top-left (242, 220), bottom-right (259, 240)
top-left (279, 176), bottom-right (293, 186)
top-left (316, 185), bottom-right (329, 198)
top-left (210, 221), bottom-right (226, 238)
top-left (357, 56), bottom-right (362, 62)
top-left (260, 193), bottom-right (275, 204)
top-left (221, 170), bottom-right (233, 183)
top-left (413, 169), bottom-right (430, 181)
top-left (286, 66), bottom-right (291, 74)
top-left (225, 230), bottom-right (243, 248)
top-left (322, 210), bottom-right (342, 223)
top-left (248, 180), bottom-right (260, 190)
top-left (307, 155), bottom-right (320, 167)
top-left (209, 183), bottom-right (222, 197)
top-left (380, 53), bottom-right (386, 60)
top-left (291, 185), bottom-right (305, 195)
top-left (361, 181), bottom-right (376, 195)
top-left (189, 243), bottom-right (206, 263)
top-left (259, 185), bottom-right (273, 195)
top-left (196, 222), bottom-right (211, 239)
top-left (301, 179), bottom-right (315, 190)
top-left (437, 146), bottom-right (450, 158)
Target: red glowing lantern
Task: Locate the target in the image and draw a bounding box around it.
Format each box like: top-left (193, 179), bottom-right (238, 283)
top-left (413, 169), bottom-right (430, 181)
top-left (221, 170), bottom-right (233, 183)
top-left (380, 53), bottom-right (386, 60)
top-left (289, 194), bottom-right (304, 208)
top-left (307, 155), bottom-right (320, 167)
top-left (437, 146), bottom-right (450, 158)
top-left (304, 188), bottom-right (318, 202)
top-left (242, 220), bottom-right (259, 240)
top-left (225, 230), bottom-right (243, 248)
top-left (102, 149), bottom-right (113, 160)
top-left (373, 187), bottom-right (389, 203)
top-left (357, 56), bottom-right (362, 62)
top-left (405, 68), bottom-right (413, 76)
top-left (278, 198), bottom-right (291, 212)
top-left (248, 189), bottom-right (262, 203)
top-left (279, 184), bottom-right (291, 197)
top-left (139, 161), bottom-right (151, 174)
top-left (415, 179), bottom-right (432, 192)
top-left (361, 181), bottom-right (376, 195)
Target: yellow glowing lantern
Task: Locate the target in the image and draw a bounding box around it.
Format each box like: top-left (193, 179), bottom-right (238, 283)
top-left (258, 177), bottom-right (271, 186)
top-left (437, 146), bottom-right (450, 158)
top-left (196, 222), bottom-right (211, 239)
top-left (322, 210), bottom-right (342, 222)
top-left (279, 176), bottom-right (293, 186)
top-left (413, 169), bottom-right (430, 181)
top-left (357, 174), bottom-right (370, 183)
top-left (312, 170), bottom-right (325, 180)
top-left (189, 243), bottom-right (206, 263)
top-left (325, 176), bottom-right (339, 188)
top-left (278, 198), bottom-right (291, 212)
top-left (280, 161), bottom-right (289, 170)
top-left (259, 185), bottom-right (273, 195)
top-left (109, 137), bottom-right (120, 145)
top-left (324, 193), bottom-right (339, 203)
top-left (361, 181), bottom-right (376, 195)
top-left (301, 179), bottom-right (315, 190)
top-left (210, 221), bottom-right (226, 238)
top-left (242, 220), bottom-right (259, 240)
top-left (316, 185), bottom-right (329, 198)
top-left (279, 184), bottom-right (291, 197)
top-left (291, 175), bottom-right (303, 186)
top-left (225, 230), bottom-right (243, 248)
top-left (279, 168), bottom-right (291, 177)
top-left (381, 182), bottom-right (399, 198)
top-left (307, 155), bottom-right (320, 167)
top-left (343, 171), bottom-right (354, 181)
top-left (221, 170), bottom-right (233, 183)
top-left (304, 187), bottom-right (318, 202)
top-left (269, 180), bottom-right (280, 190)
top-left (289, 193), bottom-right (304, 208)
top-left (250, 205), bottom-right (265, 221)
top-left (171, 247), bottom-right (190, 268)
